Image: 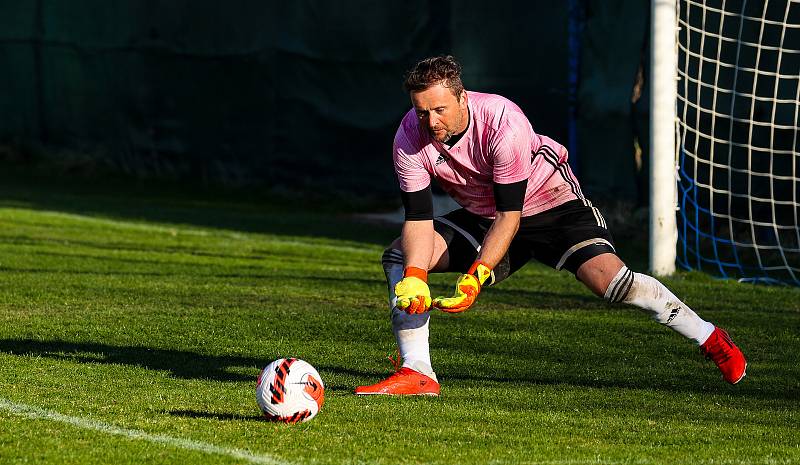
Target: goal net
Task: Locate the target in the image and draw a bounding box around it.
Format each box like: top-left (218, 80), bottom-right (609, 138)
top-left (675, 0), bottom-right (800, 285)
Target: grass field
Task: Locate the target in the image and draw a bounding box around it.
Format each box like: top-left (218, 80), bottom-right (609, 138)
top-left (0, 169), bottom-right (798, 465)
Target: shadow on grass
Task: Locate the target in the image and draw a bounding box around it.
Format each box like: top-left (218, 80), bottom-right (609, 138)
top-left (1, 338), bottom-right (796, 402)
top-left (487, 287), bottom-right (605, 311)
top-left (0, 339), bottom-right (398, 390)
top-left (0, 339), bottom-right (261, 382)
top-left (167, 410), bottom-right (264, 422)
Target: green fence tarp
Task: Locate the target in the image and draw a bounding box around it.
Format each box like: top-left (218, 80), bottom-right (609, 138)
top-left (0, 1), bottom-right (646, 201)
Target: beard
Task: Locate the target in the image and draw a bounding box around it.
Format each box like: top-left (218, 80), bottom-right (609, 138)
top-left (428, 110), bottom-right (464, 143)
top-left (430, 127), bottom-right (454, 142)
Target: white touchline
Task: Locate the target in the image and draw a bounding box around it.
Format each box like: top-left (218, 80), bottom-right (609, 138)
top-left (0, 398), bottom-right (289, 465)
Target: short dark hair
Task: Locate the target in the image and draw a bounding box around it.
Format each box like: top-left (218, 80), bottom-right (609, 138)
top-left (403, 55), bottom-right (464, 98)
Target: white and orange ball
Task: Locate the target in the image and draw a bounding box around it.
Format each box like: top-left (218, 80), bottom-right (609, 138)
top-left (256, 358), bottom-right (324, 423)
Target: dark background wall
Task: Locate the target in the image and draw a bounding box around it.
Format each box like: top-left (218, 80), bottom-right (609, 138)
top-left (0, 0), bottom-right (649, 203)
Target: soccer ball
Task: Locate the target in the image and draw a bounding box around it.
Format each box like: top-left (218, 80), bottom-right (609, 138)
top-left (256, 358), bottom-right (325, 424)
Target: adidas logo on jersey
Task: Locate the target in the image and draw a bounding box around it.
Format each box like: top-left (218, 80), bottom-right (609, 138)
top-left (435, 153), bottom-right (450, 166)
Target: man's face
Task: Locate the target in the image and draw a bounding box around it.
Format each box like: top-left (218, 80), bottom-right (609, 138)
top-left (410, 82), bottom-right (468, 143)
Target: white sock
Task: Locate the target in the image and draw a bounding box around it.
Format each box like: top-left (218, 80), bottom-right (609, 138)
top-left (604, 266), bottom-right (715, 344)
top-left (382, 249), bottom-right (437, 380)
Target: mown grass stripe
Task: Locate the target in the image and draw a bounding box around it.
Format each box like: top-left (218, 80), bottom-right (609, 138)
top-left (0, 207), bottom-right (379, 255)
top-left (0, 398), bottom-right (288, 465)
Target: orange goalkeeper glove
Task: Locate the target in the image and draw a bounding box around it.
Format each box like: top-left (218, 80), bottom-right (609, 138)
top-left (432, 261), bottom-right (493, 313)
top-left (394, 267), bottom-right (432, 314)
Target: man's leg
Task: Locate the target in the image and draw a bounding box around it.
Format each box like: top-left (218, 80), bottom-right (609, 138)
top-left (383, 236), bottom-right (450, 379)
top-left (356, 208), bottom-right (522, 396)
top-left (355, 234), bottom-right (450, 396)
top-left (576, 253), bottom-right (746, 384)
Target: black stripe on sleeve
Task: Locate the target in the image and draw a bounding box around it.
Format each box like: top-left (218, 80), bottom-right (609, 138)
top-left (400, 185), bottom-right (434, 220)
top-left (493, 179), bottom-right (527, 212)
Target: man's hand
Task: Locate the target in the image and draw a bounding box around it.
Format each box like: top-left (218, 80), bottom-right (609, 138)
top-left (394, 267), bottom-right (432, 314)
top-left (433, 261), bottom-right (493, 313)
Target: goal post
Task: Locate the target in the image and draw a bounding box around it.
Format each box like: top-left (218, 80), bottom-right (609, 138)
top-left (651, 0), bottom-right (800, 285)
top-left (650, 0), bottom-right (680, 276)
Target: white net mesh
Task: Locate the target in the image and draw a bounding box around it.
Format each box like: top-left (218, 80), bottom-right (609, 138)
top-left (676, 0), bottom-right (800, 285)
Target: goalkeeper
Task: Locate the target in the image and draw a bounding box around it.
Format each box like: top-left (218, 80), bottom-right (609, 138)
top-left (355, 55), bottom-right (747, 397)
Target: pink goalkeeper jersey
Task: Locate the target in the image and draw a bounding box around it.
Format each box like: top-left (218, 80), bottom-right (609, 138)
top-left (393, 91), bottom-right (585, 218)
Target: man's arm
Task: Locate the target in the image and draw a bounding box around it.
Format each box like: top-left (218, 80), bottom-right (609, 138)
top-left (393, 184), bottom-right (436, 314)
top-left (431, 211), bottom-right (521, 313)
top-left (432, 179), bottom-right (526, 313)
top-left (430, 211), bottom-right (519, 313)
top-left (477, 178), bottom-right (527, 267)
top-left (400, 219), bottom-right (435, 270)
top-left (475, 210), bottom-right (520, 269)
top-left (399, 184), bottom-right (435, 270)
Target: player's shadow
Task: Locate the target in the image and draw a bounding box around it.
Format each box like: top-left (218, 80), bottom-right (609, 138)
top-left (0, 338), bottom-right (262, 382)
top-left (0, 338), bottom-right (366, 395)
top-left (0, 338), bottom-right (355, 423)
top-left (485, 287), bottom-right (606, 310)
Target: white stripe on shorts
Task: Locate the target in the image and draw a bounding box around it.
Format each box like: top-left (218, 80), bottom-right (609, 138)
top-left (555, 238), bottom-right (615, 271)
top-left (583, 199), bottom-right (606, 228)
top-left (435, 216), bottom-right (482, 252)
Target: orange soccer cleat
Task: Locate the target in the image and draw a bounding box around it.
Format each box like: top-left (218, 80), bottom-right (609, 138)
top-left (355, 367), bottom-right (440, 396)
top-left (700, 327), bottom-right (747, 384)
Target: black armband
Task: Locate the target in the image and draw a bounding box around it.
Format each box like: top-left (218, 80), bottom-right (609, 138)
top-left (493, 179), bottom-right (527, 211)
top-left (400, 185), bottom-right (434, 220)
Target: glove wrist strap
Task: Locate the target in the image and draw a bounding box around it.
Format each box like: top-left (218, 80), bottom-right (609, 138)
top-left (404, 266), bottom-right (428, 282)
top-left (467, 261), bottom-right (493, 286)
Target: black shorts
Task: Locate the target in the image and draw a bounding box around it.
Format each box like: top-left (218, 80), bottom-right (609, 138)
top-left (433, 199), bottom-right (616, 284)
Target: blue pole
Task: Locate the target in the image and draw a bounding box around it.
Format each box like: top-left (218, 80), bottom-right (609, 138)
top-left (567, 0), bottom-right (582, 174)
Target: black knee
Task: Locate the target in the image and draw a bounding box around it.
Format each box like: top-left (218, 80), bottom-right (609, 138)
top-left (382, 247), bottom-right (403, 271)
